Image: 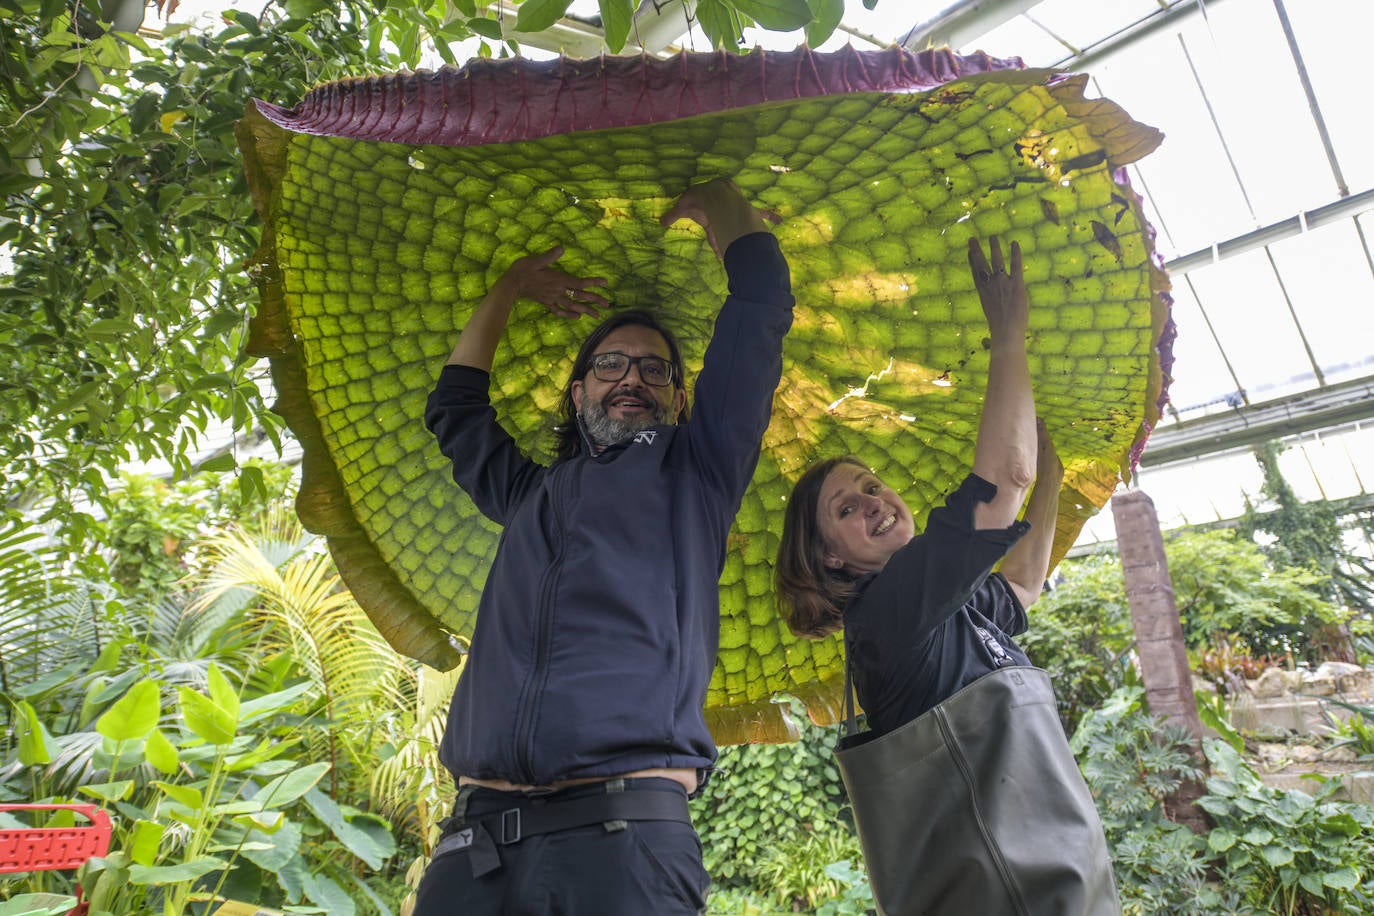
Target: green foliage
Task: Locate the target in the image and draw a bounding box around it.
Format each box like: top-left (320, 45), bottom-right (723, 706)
top-left (750, 825), bottom-right (865, 911)
top-left (1, 0), bottom-right (386, 525)
top-left (1320, 696), bottom-right (1374, 759)
top-left (1027, 529), bottom-right (1352, 732)
top-left (1, 499), bottom-right (428, 914)
top-left (1167, 529), bottom-right (1347, 661)
top-left (1239, 442), bottom-right (1346, 597)
top-left (1073, 686), bottom-right (1374, 915)
top-left (1327, 712), bottom-right (1374, 758)
top-left (813, 859), bottom-right (877, 916)
top-left (1071, 688), bottom-right (1248, 915)
top-left (1200, 740), bottom-right (1374, 914)
top-left (691, 700), bottom-right (851, 891)
top-left (1020, 552), bottom-right (1138, 733)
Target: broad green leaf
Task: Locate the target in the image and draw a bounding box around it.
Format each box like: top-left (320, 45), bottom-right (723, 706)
top-left (514, 0), bottom-right (573, 33)
top-left (304, 787), bottom-right (395, 869)
top-left (467, 17), bottom-right (503, 40)
top-left (224, 735), bottom-right (300, 772)
top-left (1323, 868), bottom-right (1359, 890)
top-left (10, 661), bottom-right (85, 698)
top-left (233, 811), bottom-right (285, 833)
top-left (13, 700), bottom-right (58, 765)
top-left (301, 870), bottom-right (355, 916)
top-left (127, 856), bottom-right (227, 885)
top-left (238, 681), bottom-right (313, 721)
top-left (0, 894), bottom-right (79, 916)
top-left (240, 819), bottom-right (303, 872)
top-left (695, 0), bottom-right (739, 48)
top-left (179, 684), bottom-right (238, 745)
top-left (804, 0), bottom-right (843, 47)
top-left (599, 0), bottom-right (633, 52)
top-left (734, 0), bottom-right (811, 30)
top-left (252, 760), bottom-right (330, 809)
top-left (96, 679), bottom-right (161, 741)
top-left (144, 728), bottom-right (179, 774)
top-left (1258, 844), bottom-right (1294, 867)
top-left (1207, 829), bottom-right (1236, 853)
top-left (128, 819), bottom-right (165, 867)
top-left (78, 780), bottom-right (134, 802)
top-left (1299, 873), bottom-right (1325, 897)
top-left (237, 49), bottom-right (1168, 743)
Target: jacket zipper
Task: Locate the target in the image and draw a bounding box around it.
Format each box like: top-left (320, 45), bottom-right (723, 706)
top-left (512, 461), bottom-right (571, 784)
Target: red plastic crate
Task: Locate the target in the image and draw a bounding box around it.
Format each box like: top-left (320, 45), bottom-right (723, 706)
top-left (0, 804), bottom-right (112, 874)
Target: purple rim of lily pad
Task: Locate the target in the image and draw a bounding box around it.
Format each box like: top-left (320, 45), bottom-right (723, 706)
top-left (252, 45), bottom-right (1026, 148)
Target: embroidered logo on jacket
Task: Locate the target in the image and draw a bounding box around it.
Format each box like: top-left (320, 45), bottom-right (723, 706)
top-left (633, 430), bottom-right (658, 445)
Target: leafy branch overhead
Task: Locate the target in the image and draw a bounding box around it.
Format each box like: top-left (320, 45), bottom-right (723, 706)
top-left (237, 47), bottom-right (1171, 743)
top-left (509, 0), bottom-right (819, 52)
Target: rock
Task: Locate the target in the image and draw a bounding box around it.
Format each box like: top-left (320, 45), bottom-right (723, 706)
top-left (1315, 661), bottom-right (1362, 680)
top-left (1253, 667), bottom-right (1289, 698)
top-left (1336, 669), bottom-right (1374, 696)
top-left (1302, 676), bottom-right (1337, 696)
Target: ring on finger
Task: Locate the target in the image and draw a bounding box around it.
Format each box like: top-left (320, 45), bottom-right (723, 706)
top-left (976, 269), bottom-right (993, 282)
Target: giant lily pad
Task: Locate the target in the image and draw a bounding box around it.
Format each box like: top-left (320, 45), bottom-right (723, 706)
top-left (236, 47), bottom-right (1171, 743)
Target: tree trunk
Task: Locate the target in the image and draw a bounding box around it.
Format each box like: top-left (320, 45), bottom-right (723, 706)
top-left (1111, 488), bottom-right (1210, 834)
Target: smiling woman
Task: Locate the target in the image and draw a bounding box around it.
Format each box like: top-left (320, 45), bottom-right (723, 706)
top-left (776, 237), bottom-right (1120, 916)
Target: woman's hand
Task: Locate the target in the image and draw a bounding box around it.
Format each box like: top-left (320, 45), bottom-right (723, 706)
top-left (967, 236), bottom-right (1028, 345)
top-left (494, 245), bottom-right (608, 320)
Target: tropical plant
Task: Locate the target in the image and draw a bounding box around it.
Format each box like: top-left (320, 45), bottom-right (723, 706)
top-left (1321, 696), bottom-right (1374, 759)
top-left (691, 699), bottom-right (851, 890)
top-left (1019, 552), bottom-right (1139, 733)
top-left (749, 824), bottom-right (867, 912)
top-left (1070, 687), bottom-right (1244, 916)
top-left (1167, 528), bottom-right (1349, 661)
top-left (1199, 740), bottom-right (1374, 915)
top-left (1238, 441), bottom-right (1373, 663)
top-left (1192, 632), bottom-right (1289, 697)
top-left (1, 491), bottom-right (446, 912)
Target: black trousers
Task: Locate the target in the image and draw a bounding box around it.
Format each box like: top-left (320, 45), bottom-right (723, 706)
top-left (411, 778), bottom-right (709, 915)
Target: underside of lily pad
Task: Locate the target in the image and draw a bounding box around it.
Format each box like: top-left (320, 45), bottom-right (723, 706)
top-left (236, 46), bottom-right (1172, 744)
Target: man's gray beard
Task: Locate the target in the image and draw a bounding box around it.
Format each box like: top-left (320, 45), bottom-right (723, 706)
top-left (579, 391), bottom-right (675, 450)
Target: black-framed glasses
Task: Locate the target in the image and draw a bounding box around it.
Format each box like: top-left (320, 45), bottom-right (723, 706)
top-left (588, 352), bottom-right (675, 387)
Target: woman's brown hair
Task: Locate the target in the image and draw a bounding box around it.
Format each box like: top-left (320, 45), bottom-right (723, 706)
top-left (774, 455), bottom-right (869, 639)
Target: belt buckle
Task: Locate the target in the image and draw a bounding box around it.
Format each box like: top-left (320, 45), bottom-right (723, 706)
top-left (499, 807), bottom-right (521, 844)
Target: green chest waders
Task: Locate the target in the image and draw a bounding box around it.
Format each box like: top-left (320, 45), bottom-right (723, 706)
top-left (834, 666), bottom-right (1122, 916)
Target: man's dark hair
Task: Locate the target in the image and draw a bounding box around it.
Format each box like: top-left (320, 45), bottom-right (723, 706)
top-left (554, 309), bottom-right (690, 462)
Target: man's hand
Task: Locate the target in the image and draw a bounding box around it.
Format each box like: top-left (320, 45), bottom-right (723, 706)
top-left (494, 245), bottom-right (608, 320)
top-left (967, 236), bottom-right (1028, 345)
top-left (445, 246), bottom-right (607, 369)
top-left (660, 178), bottom-right (779, 258)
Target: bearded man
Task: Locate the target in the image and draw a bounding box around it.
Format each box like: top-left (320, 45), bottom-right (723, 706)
top-left (417, 178), bottom-right (793, 915)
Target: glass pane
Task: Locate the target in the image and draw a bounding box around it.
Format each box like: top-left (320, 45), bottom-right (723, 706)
top-left (1184, 249), bottom-right (1318, 404)
top-left (1267, 220), bottom-right (1374, 385)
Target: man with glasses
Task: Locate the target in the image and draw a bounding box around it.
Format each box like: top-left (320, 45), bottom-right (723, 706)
top-left (417, 178), bottom-right (793, 915)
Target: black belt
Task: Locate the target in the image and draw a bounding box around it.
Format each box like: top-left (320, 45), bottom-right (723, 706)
top-left (435, 783), bottom-right (693, 877)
